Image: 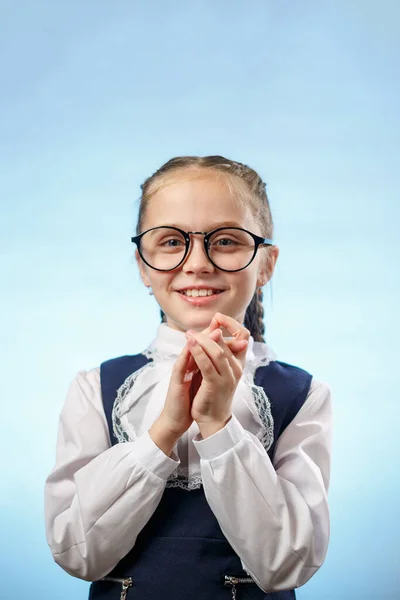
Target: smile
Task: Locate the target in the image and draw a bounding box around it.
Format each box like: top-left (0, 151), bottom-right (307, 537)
top-left (178, 289), bottom-right (224, 297)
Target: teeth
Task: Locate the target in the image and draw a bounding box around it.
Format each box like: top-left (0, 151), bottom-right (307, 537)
top-left (181, 289), bottom-right (220, 297)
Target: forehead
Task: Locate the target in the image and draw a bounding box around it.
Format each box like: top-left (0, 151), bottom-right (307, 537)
top-left (143, 173), bottom-right (259, 232)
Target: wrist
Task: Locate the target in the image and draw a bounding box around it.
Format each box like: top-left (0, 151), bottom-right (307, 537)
top-left (196, 415), bottom-right (232, 439)
top-left (149, 418), bottom-right (182, 457)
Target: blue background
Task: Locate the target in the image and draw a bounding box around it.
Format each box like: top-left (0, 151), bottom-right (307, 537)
top-left (1, 1), bottom-right (399, 598)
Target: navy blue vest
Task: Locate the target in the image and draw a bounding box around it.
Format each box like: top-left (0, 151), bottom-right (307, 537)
top-left (89, 355), bottom-right (312, 600)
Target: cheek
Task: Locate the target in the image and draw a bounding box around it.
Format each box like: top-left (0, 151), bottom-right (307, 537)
top-left (147, 272), bottom-right (174, 290)
top-left (237, 263), bottom-right (259, 287)
top-left (229, 272), bottom-right (258, 301)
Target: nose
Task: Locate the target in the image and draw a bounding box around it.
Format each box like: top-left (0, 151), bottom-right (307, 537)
top-left (181, 235), bottom-right (215, 274)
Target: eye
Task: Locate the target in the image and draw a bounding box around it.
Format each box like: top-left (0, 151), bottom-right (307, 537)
top-left (217, 238), bottom-right (236, 246)
top-left (162, 238), bottom-right (184, 247)
top-left (211, 236), bottom-right (240, 248)
top-left (157, 236), bottom-right (186, 252)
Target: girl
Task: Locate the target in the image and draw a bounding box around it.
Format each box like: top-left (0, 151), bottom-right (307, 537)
top-left (45, 156), bottom-right (332, 600)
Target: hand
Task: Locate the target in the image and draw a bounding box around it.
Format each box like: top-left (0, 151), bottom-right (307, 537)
top-left (186, 313), bottom-right (250, 438)
top-left (149, 313), bottom-right (250, 454)
top-left (184, 315), bottom-right (248, 374)
top-left (149, 327), bottom-right (223, 455)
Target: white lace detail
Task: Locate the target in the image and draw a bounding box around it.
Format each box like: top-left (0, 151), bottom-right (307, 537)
top-left (251, 384), bottom-right (274, 451)
top-left (245, 343), bottom-right (277, 378)
top-left (142, 343), bottom-right (176, 363)
top-left (112, 362), bottom-right (153, 443)
top-left (166, 469), bottom-right (203, 490)
top-left (240, 343), bottom-right (275, 453)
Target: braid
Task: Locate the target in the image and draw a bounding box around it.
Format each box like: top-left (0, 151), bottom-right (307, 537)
top-left (244, 287), bottom-right (265, 342)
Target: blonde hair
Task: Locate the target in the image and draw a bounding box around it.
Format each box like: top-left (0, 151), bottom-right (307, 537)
top-left (137, 155), bottom-right (274, 342)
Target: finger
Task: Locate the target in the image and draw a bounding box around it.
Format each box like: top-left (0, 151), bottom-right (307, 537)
top-left (214, 334), bottom-right (244, 379)
top-left (192, 329), bottom-right (238, 365)
top-left (173, 344), bottom-right (193, 382)
top-left (213, 313), bottom-right (250, 363)
top-left (209, 328), bottom-right (222, 342)
top-left (186, 330), bottom-right (232, 378)
top-left (201, 315), bottom-right (221, 337)
top-left (186, 328), bottom-right (221, 372)
top-left (186, 352), bottom-right (197, 373)
top-left (213, 312), bottom-right (250, 341)
top-left (186, 335), bottom-right (220, 382)
top-left (188, 332), bottom-right (243, 387)
top-left (184, 355), bottom-right (200, 382)
top-left (225, 338), bottom-right (248, 354)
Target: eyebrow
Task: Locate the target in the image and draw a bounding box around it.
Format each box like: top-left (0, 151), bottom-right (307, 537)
top-left (153, 221), bottom-right (245, 230)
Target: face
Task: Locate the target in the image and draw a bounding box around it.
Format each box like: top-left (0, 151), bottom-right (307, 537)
top-left (136, 173), bottom-right (279, 333)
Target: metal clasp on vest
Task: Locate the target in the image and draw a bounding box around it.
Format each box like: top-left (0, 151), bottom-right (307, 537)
top-left (101, 576), bottom-right (133, 599)
top-left (224, 575), bottom-right (255, 599)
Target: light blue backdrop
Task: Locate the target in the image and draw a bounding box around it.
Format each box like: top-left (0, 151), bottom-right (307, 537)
top-left (1, 1), bottom-right (399, 599)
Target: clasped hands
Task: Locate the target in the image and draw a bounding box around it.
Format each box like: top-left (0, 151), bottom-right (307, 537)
top-left (149, 313), bottom-right (250, 455)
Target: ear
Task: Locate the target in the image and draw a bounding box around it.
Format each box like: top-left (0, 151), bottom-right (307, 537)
top-left (135, 249), bottom-right (151, 288)
top-left (257, 245), bottom-right (279, 287)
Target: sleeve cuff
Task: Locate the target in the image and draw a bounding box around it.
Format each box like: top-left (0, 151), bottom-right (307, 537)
top-left (132, 431), bottom-right (180, 480)
top-left (192, 415), bottom-right (246, 460)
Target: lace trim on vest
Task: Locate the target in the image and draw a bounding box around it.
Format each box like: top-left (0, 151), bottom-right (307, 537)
top-left (142, 344), bottom-right (176, 362)
top-left (112, 363), bottom-right (154, 444)
top-left (250, 383), bottom-right (274, 451)
top-left (166, 470), bottom-right (203, 491)
top-left (246, 345), bottom-right (277, 377)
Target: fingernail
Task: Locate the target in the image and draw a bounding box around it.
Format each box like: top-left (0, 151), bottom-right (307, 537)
top-left (187, 336), bottom-right (197, 347)
top-left (186, 330), bottom-right (196, 336)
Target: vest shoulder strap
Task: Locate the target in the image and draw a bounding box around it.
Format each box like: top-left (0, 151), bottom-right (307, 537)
top-left (100, 354), bottom-right (151, 443)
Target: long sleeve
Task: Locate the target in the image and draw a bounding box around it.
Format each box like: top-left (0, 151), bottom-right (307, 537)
top-left (44, 369), bottom-right (179, 582)
top-left (192, 378), bottom-right (332, 593)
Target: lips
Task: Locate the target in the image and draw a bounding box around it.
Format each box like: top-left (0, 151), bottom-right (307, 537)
top-left (178, 288), bottom-right (224, 297)
top-left (175, 287), bottom-right (226, 306)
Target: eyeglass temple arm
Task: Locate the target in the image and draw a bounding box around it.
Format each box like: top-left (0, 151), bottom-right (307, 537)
top-left (260, 237), bottom-right (274, 246)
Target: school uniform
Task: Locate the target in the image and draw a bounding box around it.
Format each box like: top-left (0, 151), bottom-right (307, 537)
top-left (45, 324), bottom-right (332, 599)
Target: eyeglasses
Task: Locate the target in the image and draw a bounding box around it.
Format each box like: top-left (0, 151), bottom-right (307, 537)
top-left (131, 226), bottom-right (274, 272)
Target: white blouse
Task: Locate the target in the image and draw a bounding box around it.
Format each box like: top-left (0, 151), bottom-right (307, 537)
top-left (45, 324), bottom-right (332, 594)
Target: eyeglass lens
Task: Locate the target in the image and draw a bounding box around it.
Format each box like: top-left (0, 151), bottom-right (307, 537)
top-left (139, 227), bottom-right (256, 271)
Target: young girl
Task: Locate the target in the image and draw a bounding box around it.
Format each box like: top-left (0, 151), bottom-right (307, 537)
top-left (45, 156), bottom-right (332, 600)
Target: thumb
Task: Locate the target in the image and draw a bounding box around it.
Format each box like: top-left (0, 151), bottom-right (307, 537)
top-left (201, 316), bottom-right (220, 337)
top-left (225, 338), bottom-right (248, 354)
top-left (172, 344), bottom-right (192, 382)
top-left (225, 338), bottom-right (248, 367)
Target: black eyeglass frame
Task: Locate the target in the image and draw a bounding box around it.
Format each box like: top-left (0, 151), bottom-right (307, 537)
top-left (131, 226), bottom-right (274, 273)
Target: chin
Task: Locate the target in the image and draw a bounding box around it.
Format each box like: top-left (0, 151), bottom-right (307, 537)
top-left (180, 317), bottom-right (213, 332)
top-left (168, 312), bottom-right (215, 333)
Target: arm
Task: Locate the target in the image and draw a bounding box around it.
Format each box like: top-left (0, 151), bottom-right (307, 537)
top-left (44, 369), bottom-right (179, 582)
top-left (192, 379), bottom-right (332, 593)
